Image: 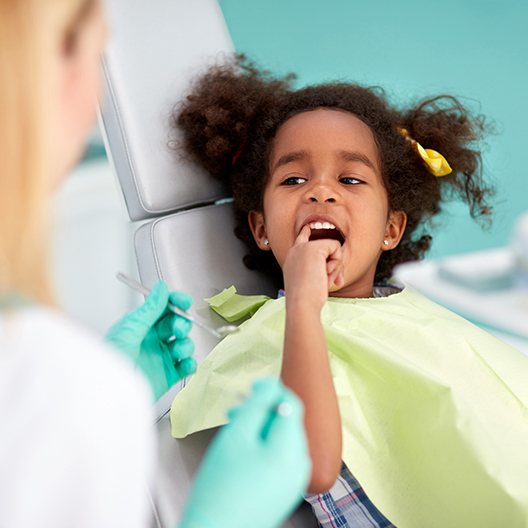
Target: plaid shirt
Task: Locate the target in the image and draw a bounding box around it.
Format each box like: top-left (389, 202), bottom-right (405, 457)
top-left (304, 463), bottom-right (395, 528)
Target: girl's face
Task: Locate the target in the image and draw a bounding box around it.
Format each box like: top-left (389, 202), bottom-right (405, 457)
top-left (249, 108), bottom-right (406, 297)
top-left (53, 0), bottom-right (108, 182)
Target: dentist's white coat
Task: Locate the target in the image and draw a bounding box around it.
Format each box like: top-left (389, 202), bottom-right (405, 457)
top-left (0, 306), bottom-right (155, 527)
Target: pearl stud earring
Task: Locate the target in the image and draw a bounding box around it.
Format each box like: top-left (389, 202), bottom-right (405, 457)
top-left (264, 239), bottom-right (270, 246)
top-left (383, 240), bottom-right (390, 246)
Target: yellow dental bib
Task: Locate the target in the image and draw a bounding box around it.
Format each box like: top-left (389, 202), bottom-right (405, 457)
top-left (171, 286), bottom-right (528, 527)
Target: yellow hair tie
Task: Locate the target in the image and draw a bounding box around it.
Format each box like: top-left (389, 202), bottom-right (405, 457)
top-left (398, 128), bottom-right (452, 177)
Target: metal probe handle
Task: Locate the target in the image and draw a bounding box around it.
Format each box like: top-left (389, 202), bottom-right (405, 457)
top-left (116, 272), bottom-right (222, 338)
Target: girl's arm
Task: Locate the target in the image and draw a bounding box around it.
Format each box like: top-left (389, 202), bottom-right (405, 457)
top-left (281, 226), bottom-right (343, 493)
top-left (282, 303), bottom-right (342, 493)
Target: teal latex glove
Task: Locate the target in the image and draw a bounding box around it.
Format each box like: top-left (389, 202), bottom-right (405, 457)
top-left (106, 281), bottom-right (196, 399)
top-left (178, 378), bottom-right (311, 528)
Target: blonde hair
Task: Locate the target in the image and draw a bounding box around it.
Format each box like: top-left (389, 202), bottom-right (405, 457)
top-left (0, 0), bottom-right (94, 304)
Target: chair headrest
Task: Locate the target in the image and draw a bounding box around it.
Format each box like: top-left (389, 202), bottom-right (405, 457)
top-left (100, 0), bottom-right (234, 221)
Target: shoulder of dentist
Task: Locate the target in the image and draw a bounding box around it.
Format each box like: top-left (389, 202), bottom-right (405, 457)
top-left (0, 304), bottom-right (154, 528)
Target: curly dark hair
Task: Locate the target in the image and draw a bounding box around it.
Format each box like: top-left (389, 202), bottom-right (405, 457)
top-left (174, 55), bottom-right (494, 288)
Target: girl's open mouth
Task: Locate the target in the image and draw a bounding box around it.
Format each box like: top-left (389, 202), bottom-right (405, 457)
top-left (307, 222), bottom-right (345, 245)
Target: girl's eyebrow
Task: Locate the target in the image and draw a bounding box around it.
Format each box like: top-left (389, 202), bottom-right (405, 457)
top-left (271, 150), bottom-right (308, 173)
top-left (338, 150), bottom-right (377, 172)
top-left (272, 149), bottom-right (377, 173)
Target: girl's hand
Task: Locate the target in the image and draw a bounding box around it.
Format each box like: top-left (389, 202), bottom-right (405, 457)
top-left (282, 224), bottom-right (344, 314)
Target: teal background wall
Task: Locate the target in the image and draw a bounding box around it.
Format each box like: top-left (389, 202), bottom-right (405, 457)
top-left (218, 0), bottom-right (528, 259)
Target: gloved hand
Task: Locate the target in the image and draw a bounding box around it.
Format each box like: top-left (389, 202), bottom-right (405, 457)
top-left (106, 281), bottom-right (196, 399)
top-left (178, 378), bottom-right (311, 528)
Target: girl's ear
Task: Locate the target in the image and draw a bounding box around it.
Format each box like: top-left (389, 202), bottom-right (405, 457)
top-left (248, 211), bottom-right (271, 250)
top-left (382, 210), bottom-right (407, 251)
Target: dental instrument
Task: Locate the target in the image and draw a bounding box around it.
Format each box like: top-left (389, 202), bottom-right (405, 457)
top-left (116, 272), bottom-right (239, 339)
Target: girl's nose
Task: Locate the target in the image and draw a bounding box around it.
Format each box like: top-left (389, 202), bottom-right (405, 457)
top-left (305, 181), bottom-right (338, 203)
top-left (309, 195), bottom-right (336, 203)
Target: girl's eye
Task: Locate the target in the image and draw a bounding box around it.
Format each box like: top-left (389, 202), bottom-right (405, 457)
top-left (281, 176), bottom-right (307, 186)
top-left (339, 176), bottom-right (363, 185)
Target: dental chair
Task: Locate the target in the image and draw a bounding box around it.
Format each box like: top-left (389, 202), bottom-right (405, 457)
top-left (99, 1), bottom-right (318, 527)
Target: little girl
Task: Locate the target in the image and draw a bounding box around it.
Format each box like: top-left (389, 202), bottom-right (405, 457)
top-left (171, 56), bottom-right (528, 528)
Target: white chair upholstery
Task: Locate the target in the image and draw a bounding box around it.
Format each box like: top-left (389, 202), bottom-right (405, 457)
top-left (99, 1), bottom-right (317, 526)
top-left (100, 0), bottom-right (231, 221)
top-left (134, 203), bottom-right (276, 367)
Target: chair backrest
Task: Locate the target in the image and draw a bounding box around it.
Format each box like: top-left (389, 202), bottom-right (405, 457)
top-left (134, 203), bottom-right (276, 369)
top-left (99, 1), bottom-right (317, 526)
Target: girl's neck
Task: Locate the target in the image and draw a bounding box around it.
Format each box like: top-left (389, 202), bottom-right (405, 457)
top-left (329, 277), bottom-right (375, 299)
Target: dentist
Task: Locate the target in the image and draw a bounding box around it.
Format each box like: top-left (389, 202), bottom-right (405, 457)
top-left (0, 1), bottom-right (310, 527)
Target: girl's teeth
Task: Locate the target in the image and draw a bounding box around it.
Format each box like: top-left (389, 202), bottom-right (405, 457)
top-left (309, 221), bottom-right (336, 230)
